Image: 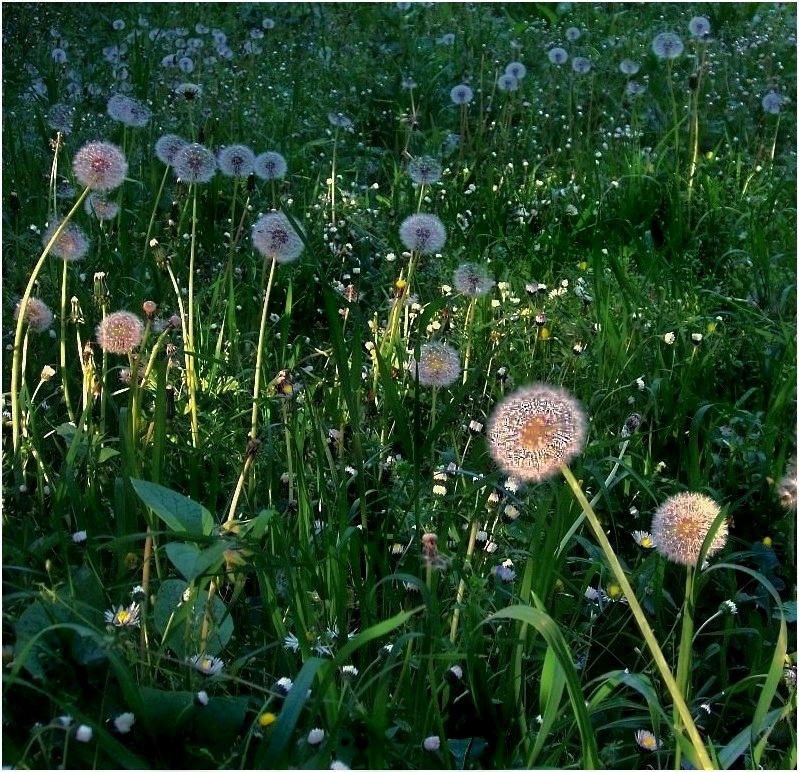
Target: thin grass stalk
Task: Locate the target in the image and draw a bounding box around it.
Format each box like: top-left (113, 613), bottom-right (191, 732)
top-left (674, 567), bottom-right (696, 771)
top-left (448, 517), bottom-right (479, 643)
top-left (142, 164), bottom-right (171, 263)
top-left (58, 259), bottom-right (76, 423)
top-left (559, 463), bottom-right (713, 769)
top-left (10, 185), bottom-right (91, 457)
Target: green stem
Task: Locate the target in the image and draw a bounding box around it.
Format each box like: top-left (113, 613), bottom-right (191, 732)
top-left (10, 186), bottom-right (91, 457)
top-left (559, 463), bottom-right (713, 770)
top-left (186, 184), bottom-right (200, 447)
top-left (59, 251), bottom-right (75, 423)
top-left (674, 567), bottom-right (696, 771)
top-left (250, 258), bottom-right (278, 440)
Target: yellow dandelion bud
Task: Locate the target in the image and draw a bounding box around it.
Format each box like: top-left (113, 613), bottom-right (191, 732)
top-left (395, 278), bottom-right (407, 291)
top-left (578, 261), bottom-right (588, 271)
top-left (762, 536), bottom-right (773, 548)
top-left (607, 583), bottom-right (623, 600)
top-left (706, 321), bottom-right (716, 334)
top-left (258, 712), bottom-right (277, 728)
top-left (539, 327), bottom-right (550, 340)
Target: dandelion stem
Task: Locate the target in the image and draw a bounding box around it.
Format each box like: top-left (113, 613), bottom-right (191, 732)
top-left (250, 258), bottom-right (278, 441)
top-left (559, 463), bottom-right (713, 769)
top-left (142, 165), bottom-right (170, 264)
top-left (10, 186), bottom-right (91, 458)
top-left (449, 517), bottom-right (480, 643)
top-left (674, 567), bottom-right (696, 771)
top-left (185, 183), bottom-right (200, 447)
top-left (59, 259), bottom-right (75, 424)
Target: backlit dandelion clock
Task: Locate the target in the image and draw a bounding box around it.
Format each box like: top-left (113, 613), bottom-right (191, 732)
top-left (450, 84), bottom-right (474, 105)
top-left (619, 59), bottom-right (640, 75)
top-left (42, 219), bottom-right (90, 261)
top-left (762, 92), bottom-right (784, 114)
top-left (497, 73), bottom-right (518, 91)
top-left (252, 212), bottom-right (304, 263)
top-left (254, 151), bottom-right (288, 180)
top-left (399, 213), bottom-right (446, 254)
top-left (154, 134), bottom-right (188, 166)
top-left (548, 47), bottom-right (568, 65)
top-left (652, 32), bottom-right (684, 59)
top-left (487, 384), bottom-right (587, 483)
top-left (172, 142), bottom-right (217, 183)
top-left (73, 141), bottom-right (128, 191)
top-left (650, 492), bottom-right (727, 567)
top-left (14, 298), bottom-right (53, 332)
top-left (453, 263), bottom-right (494, 297)
top-left (408, 155), bottom-right (442, 184)
top-left (410, 342), bottom-right (461, 387)
top-left (688, 16), bottom-right (711, 38)
top-left (217, 144), bottom-right (255, 178)
top-left (96, 311), bottom-right (144, 355)
top-left (505, 61), bottom-right (527, 80)
top-left (571, 56), bottom-right (592, 74)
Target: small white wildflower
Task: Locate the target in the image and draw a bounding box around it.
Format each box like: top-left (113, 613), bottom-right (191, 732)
top-left (75, 724), bottom-right (93, 742)
top-left (663, 331), bottom-right (676, 345)
top-left (113, 712), bottom-right (135, 734)
top-left (422, 735), bottom-right (441, 751)
top-left (307, 727), bottom-right (325, 745)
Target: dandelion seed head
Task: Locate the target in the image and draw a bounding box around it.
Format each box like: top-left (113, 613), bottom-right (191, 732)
top-left (487, 384), bottom-right (587, 482)
top-left (453, 263), bottom-right (495, 297)
top-left (85, 192), bottom-right (120, 221)
top-left (254, 151), bottom-right (288, 180)
top-left (505, 61), bottom-right (527, 79)
top-left (43, 220), bottom-right (90, 261)
top-left (408, 155), bottom-right (442, 185)
top-left (217, 144), bottom-right (255, 177)
top-left (411, 342), bottom-right (461, 387)
top-left (450, 83), bottom-right (474, 105)
top-left (497, 73), bottom-right (519, 91)
top-left (252, 212), bottom-right (304, 263)
top-left (15, 297), bottom-right (54, 332)
top-left (73, 141), bottom-right (128, 191)
top-left (619, 59), bottom-right (640, 75)
top-left (571, 56), bottom-right (592, 74)
top-left (155, 134), bottom-right (188, 166)
top-left (652, 31), bottom-right (684, 59)
top-left (172, 142), bottom-right (217, 183)
top-left (762, 91), bottom-right (784, 114)
top-left (399, 213), bottom-right (447, 254)
top-left (96, 311), bottom-right (144, 355)
top-left (548, 47), bottom-right (569, 65)
top-left (651, 492), bottom-right (727, 567)
top-left (688, 16), bottom-right (711, 38)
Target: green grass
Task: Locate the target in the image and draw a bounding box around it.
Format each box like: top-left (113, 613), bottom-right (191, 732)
top-left (2, 2), bottom-right (796, 769)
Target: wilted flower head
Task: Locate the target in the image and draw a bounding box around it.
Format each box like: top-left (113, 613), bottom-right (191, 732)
top-left (496, 73), bottom-right (518, 91)
top-left (761, 92), bottom-right (784, 115)
top-left (254, 151), bottom-right (288, 180)
top-left (688, 16), bottom-right (711, 38)
top-left (155, 134), bottom-right (188, 166)
top-left (487, 384), bottom-right (587, 483)
top-left (453, 263), bottom-right (495, 297)
top-left (217, 144), bottom-right (255, 177)
top-left (619, 59), bottom-right (640, 75)
top-left (505, 61), bottom-right (527, 80)
top-left (652, 32), bottom-right (684, 59)
top-left (407, 155), bottom-right (442, 185)
top-left (96, 311), bottom-right (144, 354)
top-left (547, 47), bottom-right (569, 65)
top-left (172, 142), bottom-right (217, 183)
top-left (410, 342), bottom-right (461, 387)
top-left (571, 56), bottom-right (592, 74)
top-left (650, 492), bottom-right (727, 567)
top-left (15, 297), bottom-right (54, 332)
top-left (43, 219), bottom-right (90, 261)
top-left (252, 212), bottom-right (304, 263)
top-left (73, 141), bottom-right (128, 191)
top-left (399, 213), bottom-right (446, 254)
top-left (450, 83), bottom-right (474, 105)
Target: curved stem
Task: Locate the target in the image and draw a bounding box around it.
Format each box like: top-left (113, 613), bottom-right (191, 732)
top-left (249, 259), bottom-right (278, 440)
top-left (10, 186), bottom-right (91, 457)
top-left (559, 463), bottom-right (713, 770)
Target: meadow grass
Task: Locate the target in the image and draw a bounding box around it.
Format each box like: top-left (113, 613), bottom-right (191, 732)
top-left (2, 2), bottom-right (796, 769)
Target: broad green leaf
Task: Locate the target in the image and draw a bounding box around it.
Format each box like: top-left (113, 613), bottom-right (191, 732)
top-left (165, 541), bottom-right (228, 582)
top-left (130, 478), bottom-right (214, 535)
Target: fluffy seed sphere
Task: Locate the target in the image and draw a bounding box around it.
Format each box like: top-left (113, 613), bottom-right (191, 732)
top-left (453, 263), bottom-right (495, 297)
top-left (688, 16), bottom-right (711, 38)
top-left (487, 384), bottom-right (587, 483)
top-left (505, 61), bottom-right (527, 80)
top-left (107, 93), bottom-right (151, 127)
top-left (252, 212), bottom-right (304, 263)
top-left (496, 73), bottom-right (519, 91)
top-left (43, 220), bottom-right (90, 261)
top-left (254, 151), bottom-right (288, 180)
top-left (652, 32), bottom-right (684, 59)
top-left (650, 492), bottom-right (727, 567)
top-left (619, 59), bottom-right (640, 75)
top-left (548, 47), bottom-right (569, 65)
top-left (571, 56), bottom-right (592, 74)
top-left (73, 141), bottom-right (128, 191)
top-left (85, 192), bottom-right (119, 221)
top-left (217, 144), bottom-right (256, 178)
top-left (408, 156), bottom-right (442, 185)
top-left (154, 134), bottom-right (188, 166)
top-left (172, 142), bottom-right (217, 183)
top-left (411, 342), bottom-right (461, 387)
top-left (15, 297), bottom-right (54, 332)
top-left (399, 213), bottom-right (447, 255)
top-left (761, 92), bottom-right (784, 115)
top-left (96, 311), bottom-right (144, 354)
top-left (450, 84), bottom-right (474, 105)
